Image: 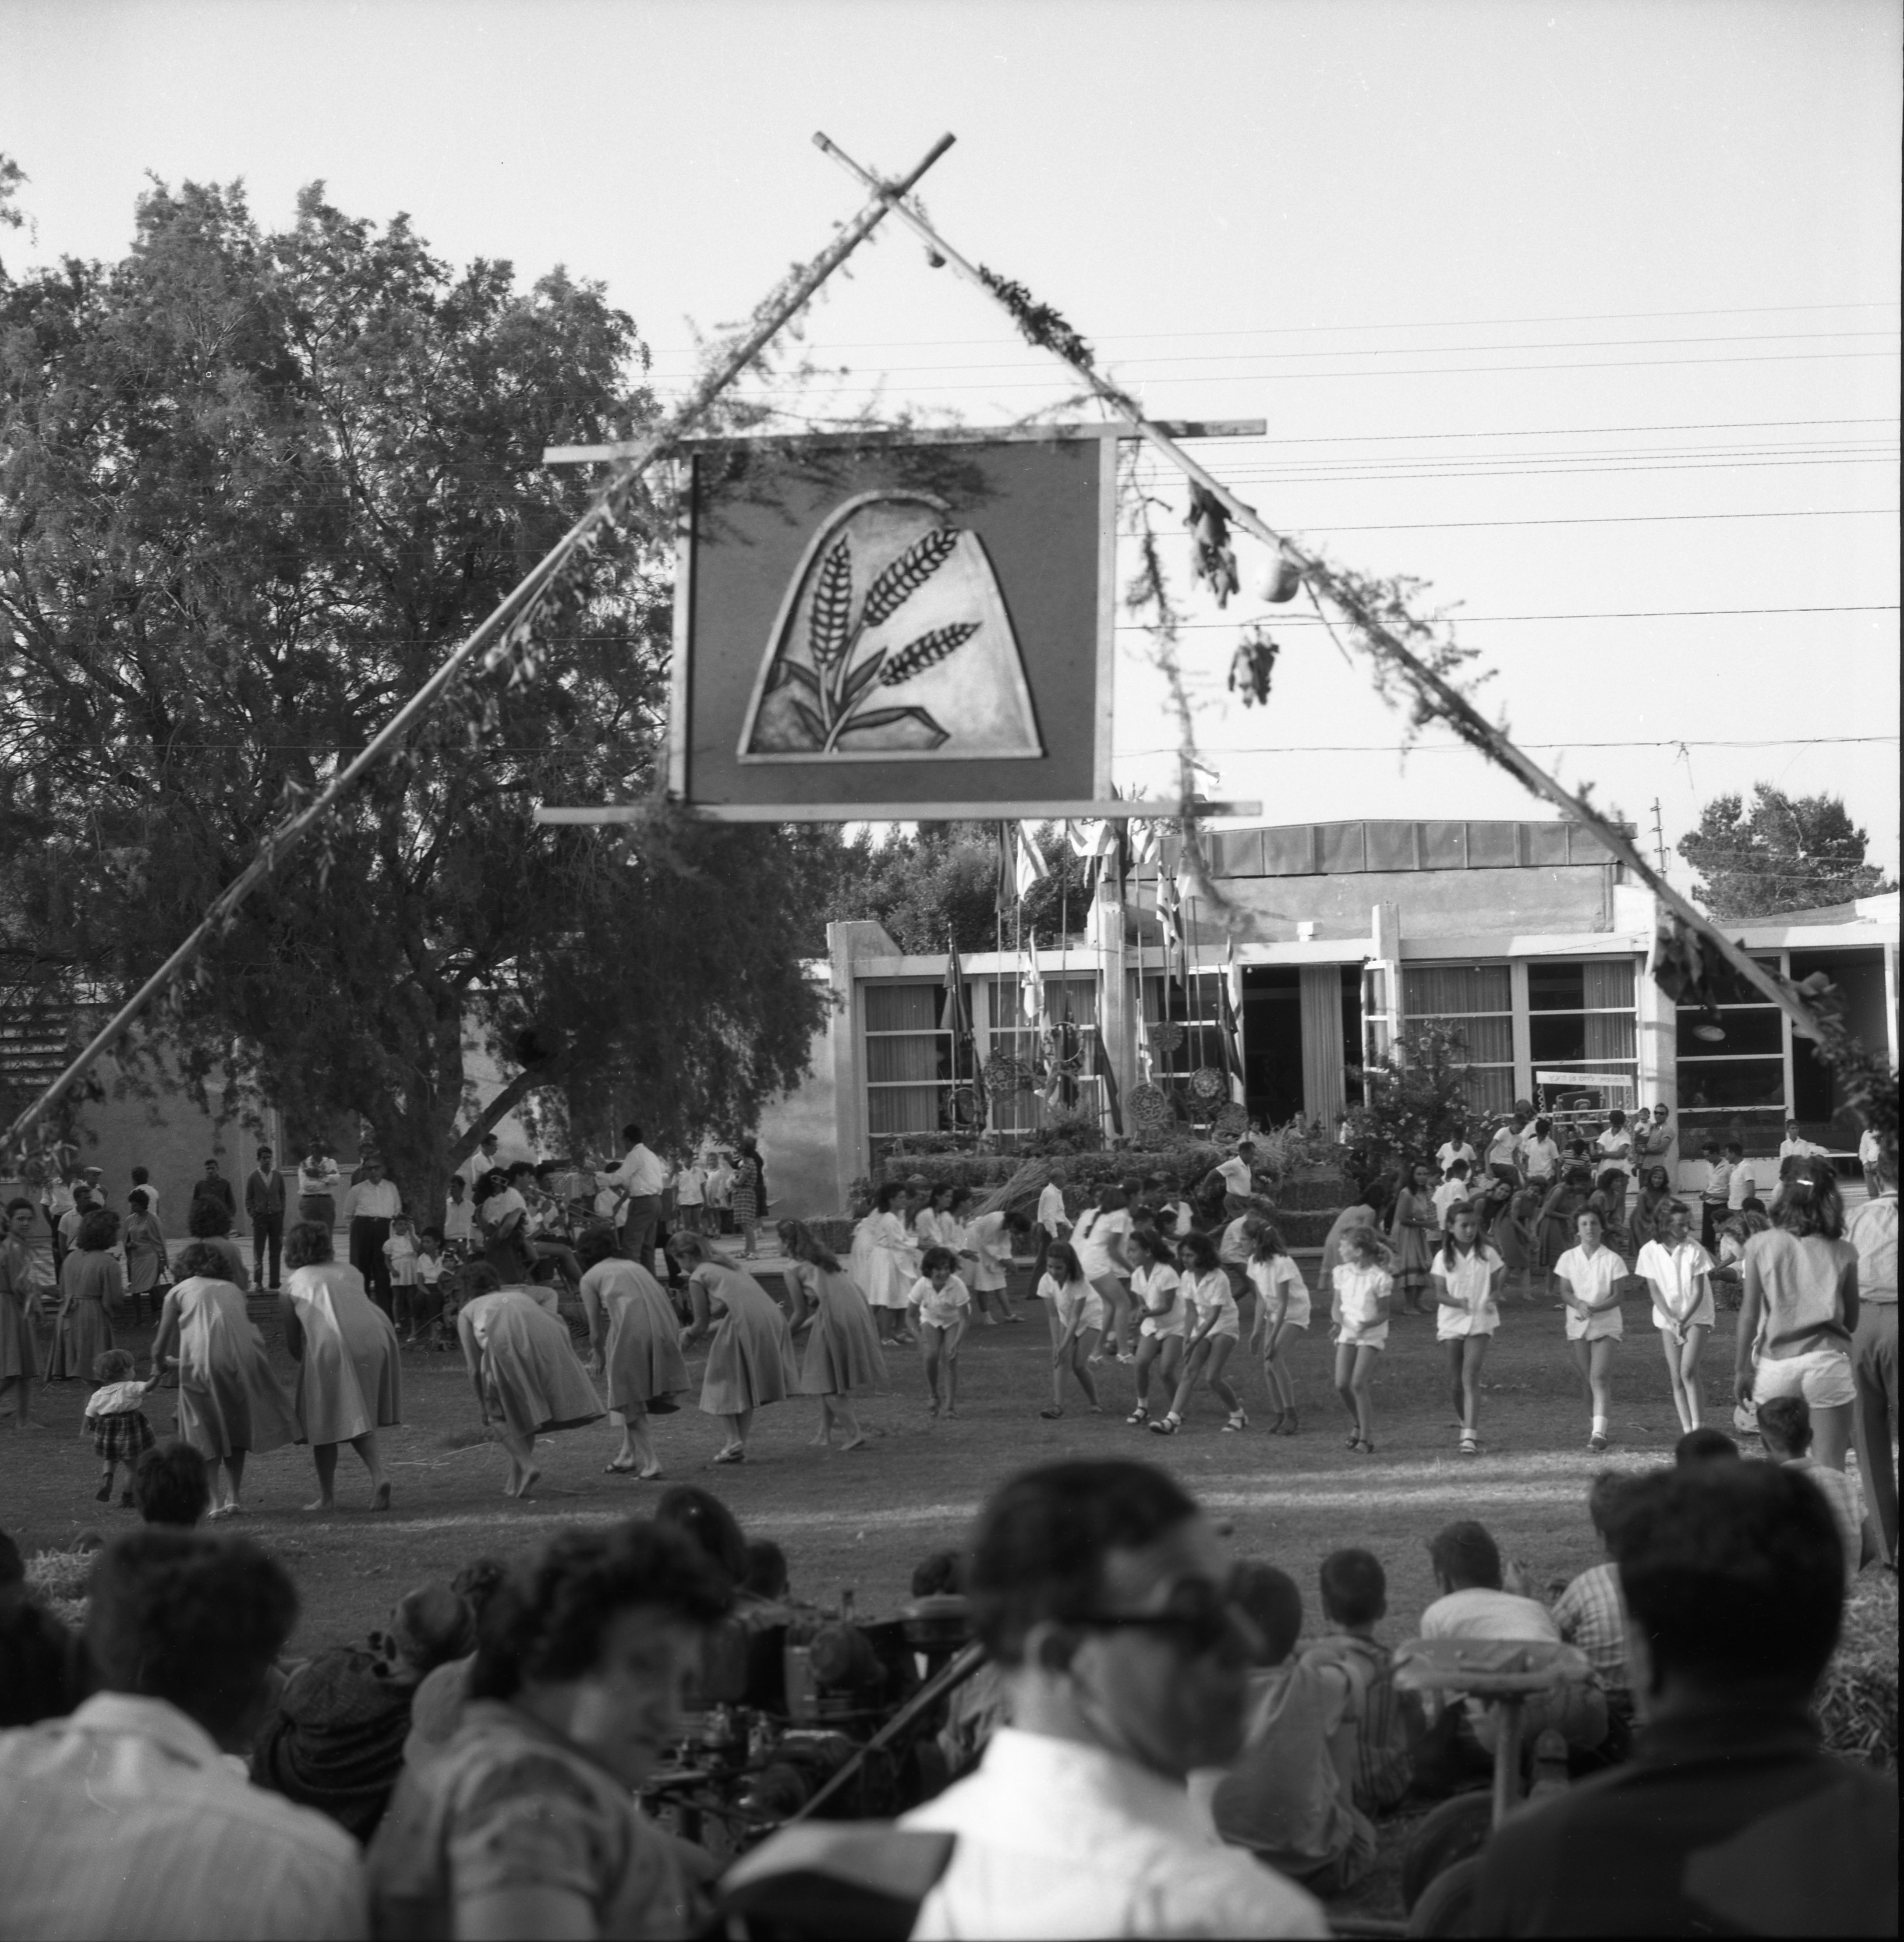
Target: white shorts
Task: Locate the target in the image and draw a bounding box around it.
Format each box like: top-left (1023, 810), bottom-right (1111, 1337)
top-left (1653, 1298), bottom-right (1715, 1332)
top-left (1140, 1315), bottom-right (1187, 1341)
top-left (1260, 1291), bottom-right (1313, 1332)
top-left (1336, 1323), bottom-right (1388, 1351)
top-left (1565, 1306), bottom-right (1624, 1343)
top-left (1056, 1289), bottom-right (1105, 1334)
top-left (1753, 1348), bottom-right (1856, 1410)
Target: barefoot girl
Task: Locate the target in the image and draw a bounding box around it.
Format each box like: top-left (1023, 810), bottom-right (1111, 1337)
top-left (1072, 1187), bottom-right (1135, 1362)
top-left (1553, 1207), bottom-right (1628, 1453)
top-left (1035, 1241), bottom-right (1103, 1419)
top-left (779, 1218), bottom-right (887, 1450)
top-left (84, 1349), bottom-right (154, 1506)
top-left (1636, 1199), bottom-right (1715, 1434)
top-left (907, 1246), bottom-right (971, 1417)
top-left (1430, 1205), bottom-right (1505, 1455)
top-left (1246, 1222), bottom-right (1309, 1435)
top-left (1152, 1228), bottom-right (1245, 1436)
top-left (1125, 1227), bottom-right (1185, 1428)
top-left (1332, 1226), bottom-right (1392, 1454)
top-left (579, 1223), bottom-right (689, 1479)
top-left (673, 1233), bottom-right (797, 1463)
top-left (456, 1263), bottom-right (604, 1496)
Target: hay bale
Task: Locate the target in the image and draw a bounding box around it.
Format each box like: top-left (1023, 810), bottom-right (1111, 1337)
top-left (1816, 1574), bottom-right (1898, 1771)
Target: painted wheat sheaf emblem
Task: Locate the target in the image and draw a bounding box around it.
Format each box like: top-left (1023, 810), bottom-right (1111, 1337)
top-left (739, 490), bottom-right (1044, 760)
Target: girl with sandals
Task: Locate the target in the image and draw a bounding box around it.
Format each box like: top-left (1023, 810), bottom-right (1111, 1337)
top-left (577, 1224), bottom-right (688, 1481)
top-left (1636, 1199), bottom-right (1716, 1436)
top-left (1429, 1204), bottom-right (1505, 1456)
top-left (1151, 1228), bottom-right (1246, 1436)
top-left (777, 1219), bottom-right (887, 1450)
top-left (1552, 1206), bottom-right (1629, 1453)
top-left (1072, 1186), bottom-right (1135, 1364)
top-left (1247, 1222), bottom-right (1310, 1436)
top-left (1035, 1241), bottom-right (1103, 1419)
top-left (671, 1232), bottom-right (796, 1463)
top-left (1124, 1227), bottom-right (1186, 1429)
top-left (906, 1245), bottom-right (971, 1418)
top-left (1331, 1226), bottom-right (1392, 1454)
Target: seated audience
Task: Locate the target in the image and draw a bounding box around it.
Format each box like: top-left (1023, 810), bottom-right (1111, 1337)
top-left (1551, 1472), bottom-right (1638, 1773)
top-left (742, 1538), bottom-right (791, 1603)
top-left (400, 1557), bottom-right (508, 1772)
top-left (1472, 1461), bottom-right (1899, 1936)
top-left (1299, 1546), bottom-right (1414, 1815)
top-left (370, 1523), bottom-right (730, 1939)
top-left (1757, 1394), bottom-right (1864, 1584)
top-left (1676, 1425), bottom-right (1743, 1464)
top-left (0, 1595), bottom-right (90, 1726)
top-left (253, 1581), bottom-right (477, 1841)
top-left (133, 1440), bottom-right (212, 1527)
top-left (1190, 1563), bottom-right (1378, 1896)
top-left (900, 1459), bottom-right (1327, 1938)
top-left (0, 1529), bottom-right (366, 1938)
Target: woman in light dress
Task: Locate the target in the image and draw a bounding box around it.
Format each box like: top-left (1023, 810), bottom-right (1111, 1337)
top-left (849, 1182), bottom-right (918, 1349)
top-left (577, 1224), bottom-right (688, 1481)
top-left (670, 1232), bottom-right (796, 1464)
top-left (280, 1219), bottom-right (402, 1511)
top-left (149, 1240), bottom-right (298, 1517)
top-left (456, 1263), bottom-right (604, 1499)
top-left (50, 1206), bottom-right (123, 1385)
top-left (1388, 1161), bottom-right (1440, 1315)
top-left (0, 1197), bottom-right (48, 1429)
top-left (778, 1218), bottom-right (888, 1450)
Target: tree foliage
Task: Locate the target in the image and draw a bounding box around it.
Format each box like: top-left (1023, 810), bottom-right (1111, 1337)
top-left (0, 177), bottom-right (832, 1211)
top-left (1678, 785), bottom-right (1894, 921)
top-left (1343, 1022), bottom-right (1481, 1181)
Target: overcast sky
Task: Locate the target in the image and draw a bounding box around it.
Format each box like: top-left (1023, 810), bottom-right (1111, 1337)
top-left (4, 0), bottom-right (1897, 888)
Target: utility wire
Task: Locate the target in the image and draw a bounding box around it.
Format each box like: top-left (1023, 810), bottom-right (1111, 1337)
top-left (1115, 735), bottom-right (1901, 755)
top-left (1115, 605), bottom-right (1897, 631)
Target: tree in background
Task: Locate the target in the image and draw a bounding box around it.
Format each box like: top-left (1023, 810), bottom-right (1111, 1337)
top-left (1342, 1023), bottom-right (1479, 1185)
top-left (1678, 785), bottom-right (1894, 921)
top-left (0, 176), bottom-right (830, 1215)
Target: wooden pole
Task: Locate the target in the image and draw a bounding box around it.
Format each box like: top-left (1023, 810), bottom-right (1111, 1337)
top-left (2, 132), bottom-right (958, 1163)
top-left (810, 134), bottom-right (1826, 1043)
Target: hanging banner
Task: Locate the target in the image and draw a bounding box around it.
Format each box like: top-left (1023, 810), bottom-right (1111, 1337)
top-left (667, 427), bottom-right (1115, 819)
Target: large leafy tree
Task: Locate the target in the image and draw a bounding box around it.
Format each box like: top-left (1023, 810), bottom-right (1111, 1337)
top-left (0, 176), bottom-right (834, 1213)
top-left (1678, 785), bottom-right (1894, 921)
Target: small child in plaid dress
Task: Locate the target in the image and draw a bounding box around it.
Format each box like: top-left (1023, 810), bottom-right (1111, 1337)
top-left (85, 1348), bottom-right (156, 1506)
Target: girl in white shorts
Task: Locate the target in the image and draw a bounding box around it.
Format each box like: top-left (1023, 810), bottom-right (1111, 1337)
top-left (1125, 1227), bottom-right (1186, 1427)
top-left (1636, 1199), bottom-right (1716, 1434)
top-left (1332, 1227), bottom-right (1392, 1455)
top-left (1035, 1241), bottom-right (1104, 1419)
top-left (1430, 1204), bottom-right (1505, 1456)
top-left (1553, 1207), bottom-right (1629, 1453)
top-left (1152, 1229), bottom-right (1245, 1436)
top-left (1247, 1222), bottom-right (1311, 1436)
top-left (906, 1247), bottom-right (971, 1418)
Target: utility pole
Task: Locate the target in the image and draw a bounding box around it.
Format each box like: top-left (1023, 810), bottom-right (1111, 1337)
top-left (1650, 799), bottom-right (1667, 873)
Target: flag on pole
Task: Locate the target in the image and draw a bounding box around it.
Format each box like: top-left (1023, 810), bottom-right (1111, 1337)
top-left (1219, 943), bottom-right (1246, 1095)
top-left (1013, 821), bottom-right (1052, 900)
top-left (944, 937), bottom-right (987, 1131)
top-left (1092, 1026), bottom-right (1124, 1135)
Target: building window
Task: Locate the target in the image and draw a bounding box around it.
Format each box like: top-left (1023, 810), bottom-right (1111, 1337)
top-left (983, 974), bottom-right (1102, 1138)
top-left (1140, 971), bottom-right (1227, 1082)
top-left (1401, 963), bottom-right (1515, 1114)
top-left (1526, 958), bottom-right (1638, 1116)
top-left (864, 982), bottom-right (966, 1155)
top-left (1676, 955), bottom-right (1785, 1137)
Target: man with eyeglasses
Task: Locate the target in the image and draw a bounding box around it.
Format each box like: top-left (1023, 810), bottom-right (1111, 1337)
top-left (901, 1459), bottom-right (1326, 1938)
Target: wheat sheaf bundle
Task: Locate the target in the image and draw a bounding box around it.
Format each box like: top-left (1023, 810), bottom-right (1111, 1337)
top-left (880, 622), bottom-right (978, 686)
top-left (861, 527), bottom-right (959, 631)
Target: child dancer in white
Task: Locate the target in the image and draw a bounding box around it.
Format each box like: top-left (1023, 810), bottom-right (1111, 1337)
top-left (1247, 1222), bottom-right (1310, 1436)
top-left (1636, 1199), bottom-right (1716, 1433)
top-left (1151, 1227), bottom-right (1245, 1435)
top-left (1430, 1205), bottom-right (1505, 1456)
top-left (1332, 1227), bottom-right (1392, 1455)
top-left (1125, 1227), bottom-right (1186, 1428)
top-left (1035, 1241), bottom-right (1103, 1419)
top-left (1553, 1207), bottom-right (1629, 1452)
top-left (906, 1246), bottom-right (971, 1418)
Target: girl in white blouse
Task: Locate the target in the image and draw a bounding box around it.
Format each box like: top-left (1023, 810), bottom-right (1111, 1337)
top-left (1034, 1241), bottom-right (1103, 1420)
top-left (1124, 1227), bottom-right (1185, 1428)
top-left (1636, 1199), bottom-right (1716, 1435)
top-left (1151, 1229), bottom-right (1246, 1436)
top-left (1332, 1227), bottom-right (1392, 1455)
top-left (1246, 1223), bottom-right (1311, 1436)
top-left (1553, 1207), bottom-right (1631, 1453)
top-left (1430, 1205), bottom-right (1506, 1457)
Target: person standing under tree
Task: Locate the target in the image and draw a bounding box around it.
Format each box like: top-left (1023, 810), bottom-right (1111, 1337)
top-left (729, 1146), bottom-right (762, 1259)
top-left (190, 1158), bottom-right (236, 1224)
top-left (596, 1123), bottom-right (665, 1277)
top-left (296, 1142), bottom-right (341, 1235)
top-left (343, 1154), bottom-right (402, 1319)
top-left (246, 1146), bottom-right (287, 1292)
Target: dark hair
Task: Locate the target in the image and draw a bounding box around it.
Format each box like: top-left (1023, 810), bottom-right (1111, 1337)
top-left (1177, 1229), bottom-right (1221, 1274)
top-left (1611, 1461), bottom-right (1842, 1691)
top-left (451, 1556), bottom-right (510, 1617)
top-left (469, 1522), bottom-right (731, 1703)
top-left (1094, 1184), bottom-right (1128, 1216)
top-left (1447, 1158), bottom-right (1470, 1178)
top-left (127, 1188), bottom-right (150, 1212)
top-left (0, 1527), bottom-right (21, 1593)
top-left (134, 1443), bottom-right (211, 1528)
top-left (621, 1122), bottom-right (644, 1146)
top-left (778, 1220), bottom-right (840, 1273)
top-left (970, 1460), bottom-right (1199, 1667)
top-left (283, 1220), bottom-right (333, 1270)
top-left (742, 1539), bottom-right (789, 1602)
top-left (872, 1181), bottom-right (903, 1215)
top-left (1725, 1141), bottom-right (1744, 1157)
top-left (174, 1241), bottom-right (229, 1281)
top-left (4, 1197), bottom-right (33, 1221)
top-left (1127, 1226), bottom-right (1176, 1269)
top-left (533, 1161), bottom-right (556, 1180)
top-left (1043, 1241), bottom-right (1084, 1284)
top-left (461, 1263), bottom-right (503, 1297)
top-left (447, 1174), bottom-right (467, 1194)
top-left (946, 1185), bottom-right (973, 1214)
top-left (0, 1599), bottom-right (91, 1727)
top-left (1428, 1520), bottom-right (1501, 1591)
top-left (910, 1549), bottom-right (968, 1597)
top-left (1675, 1426), bottom-right (1742, 1465)
top-left (1250, 1222), bottom-right (1289, 1263)
top-left (576, 1224), bottom-right (624, 1270)
top-left (653, 1484), bottom-right (750, 1585)
top-left (76, 1207), bottom-right (120, 1252)
top-left (1319, 1548), bottom-right (1387, 1629)
top-left (1755, 1393), bottom-right (1813, 1456)
top-left (1533, 1117), bottom-right (1552, 1138)
top-left (1586, 1469), bottom-right (1636, 1542)
top-left (1772, 1157), bottom-right (1846, 1242)
top-left (420, 1227), bottom-right (443, 1245)
top-left (87, 1531), bottom-right (298, 1744)
top-left (506, 1162), bottom-right (535, 1182)
top-left (131, 1165), bottom-right (150, 1182)
top-left (1233, 1562), bottom-right (1301, 1666)
top-left (920, 1245), bottom-right (959, 1277)
top-left (186, 1198), bottom-right (232, 1240)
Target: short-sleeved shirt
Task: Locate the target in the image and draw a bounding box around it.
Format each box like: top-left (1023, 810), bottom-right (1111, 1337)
top-left (908, 1273), bottom-right (971, 1330)
top-left (1636, 1237), bottom-right (1715, 1330)
top-left (1486, 1128), bottom-right (1523, 1171)
top-left (1437, 1141), bottom-right (1477, 1177)
top-left (1848, 1193), bottom-right (1898, 1302)
top-left (1216, 1156), bottom-right (1254, 1199)
top-left (1072, 1207), bottom-right (1130, 1281)
top-left (1432, 1178), bottom-right (1472, 1225)
top-left (443, 1201), bottom-right (474, 1245)
top-left (1554, 1244), bottom-right (1628, 1341)
top-left (1519, 1135), bottom-right (1560, 1181)
top-left (1247, 1253), bottom-right (1311, 1330)
top-left (343, 1179), bottom-right (402, 1221)
top-left (1333, 1263), bottom-right (1391, 1342)
top-left (480, 1188), bottom-right (527, 1231)
top-left (1745, 1229), bottom-right (1856, 1359)
top-left (1421, 1588), bottom-right (1561, 1644)
top-left (1552, 1561), bottom-right (1630, 1687)
top-left (1727, 1161), bottom-right (1757, 1211)
top-left (1431, 1244), bottom-right (1503, 1340)
top-left (1133, 1263), bottom-right (1186, 1338)
top-left (1038, 1273), bottom-right (1104, 1334)
top-left (1182, 1266), bottom-right (1241, 1341)
top-left (1594, 1129), bottom-right (1634, 1180)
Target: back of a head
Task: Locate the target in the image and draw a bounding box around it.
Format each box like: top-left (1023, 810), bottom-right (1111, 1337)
top-left (741, 1539), bottom-right (789, 1602)
top-left (283, 1220), bottom-right (333, 1271)
top-left (1755, 1393), bottom-right (1812, 1459)
top-left (388, 1581), bottom-right (478, 1675)
top-left (0, 1599), bottom-right (91, 1727)
top-left (186, 1197), bottom-right (232, 1240)
top-left (1319, 1547), bottom-right (1387, 1630)
top-left (1674, 1426), bottom-right (1742, 1466)
top-left (653, 1484), bottom-right (750, 1584)
top-left (173, 1241), bottom-right (228, 1283)
top-left (970, 1460), bottom-right (1197, 1667)
top-left (910, 1548), bottom-right (968, 1598)
top-left (1428, 1520), bottom-right (1502, 1592)
top-left (134, 1443), bottom-right (212, 1528)
top-left (1611, 1461), bottom-right (1842, 1696)
top-left (86, 1530), bottom-right (297, 1747)
top-left (1233, 1562), bottom-right (1302, 1667)
top-left (1773, 1156), bottom-right (1846, 1242)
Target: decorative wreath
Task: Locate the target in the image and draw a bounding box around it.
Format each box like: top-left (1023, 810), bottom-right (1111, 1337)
top-left (1213, 1102), bottom-right (1249, 1138)
top-left (1188, 1065), bottom-right (1229, 1103)
top-left (1149, 1020), bottom-right (1186, 1054)
top-left (985, 1052), bottom-right (1036, 1095)
top-left (1127, 1082), bottom-right (1172, 1128)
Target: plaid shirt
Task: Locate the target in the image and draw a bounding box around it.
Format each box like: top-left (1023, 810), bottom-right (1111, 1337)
top-left (1553, 1561), bottom-right (1629, 1689)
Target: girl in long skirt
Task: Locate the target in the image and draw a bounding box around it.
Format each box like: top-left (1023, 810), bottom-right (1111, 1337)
top-left (1153, 1228), bottom-right (1245, 1436)
top-left (1246, 1221), bottom-right (1310, 1435)
top-left (150, 1242), bottom-right (299, 1517)
top-left (671, 1233), bottom-right (796, 1462)
top-left (456, 1263), bottom-right (604, 1496)
top-left (906, 1246), bottom-right (971, 1418)
top-left (578, 1224), bottom-right (689, 1479)
top-left (1637, 1199), bottom-right (1716, 1435)
top-left (1125, 1227), bottom-right (1185, 1428)
top-left (1553, 1207), bottom-right (1628, 1453)
top-left (778, 1219), bottom-right (888, 1449)
top-left (1332, 1227), bottom-right (1392, 1454)
top-left (849, 1183), bottom-right (919, 1349)
top-left (50, 1208), bottom-right (123, 1386)
top-left (1430, 1206), bottom-right (1505, 1456)
top-left (1536, 1167), bottom-right (1594, 1273)
top-left (1388, 1163), bottom-right (1440, 1315)
top-left (0, 1197), bottom-right (47, 1429)
top-left (1035, 1241), bottom-right (1102, 1419)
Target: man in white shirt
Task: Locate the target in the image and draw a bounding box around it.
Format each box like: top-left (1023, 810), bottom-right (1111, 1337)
top-left (1518, 1117), bottom-right (1560, 1186)
top-left (1485, 1116), bottom-right (1526, 1183)
top-left (462, 1132), bottom-right (501, 1196)
top-left (598, 1120), bottom-right (666, 1270)
top-left (1435, 1135), bottom-right (1478, 1179)
top-left (1724, 1141), bottom-right (1756, 1213)
top-left (901, 1459), bottom-right (1327, 1939)
top-left (1215, 1142), bottom-right (1257, 1212)
top-left (673, 1157), bottom-right (708, 1236)
top-left (1032, 1168), bottom-right (1070, 1279)
top-left (1778, 1120), bottom-right (1826, 1166)
top-left (342, 1153), bottom-right (403, 1319)
top-left (0, 1529), bottom-right (367, 1939)
top-left (1593, 1111), bottom-right (1634, 1184)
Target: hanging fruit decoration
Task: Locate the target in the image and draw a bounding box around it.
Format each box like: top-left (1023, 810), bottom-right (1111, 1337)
top-left (1228, 626), bottom-right (1280, 708)
top-left (1258, 545), bottom-right (1304, 604)
top-left (1186, 482), bottom-right (1239, 607)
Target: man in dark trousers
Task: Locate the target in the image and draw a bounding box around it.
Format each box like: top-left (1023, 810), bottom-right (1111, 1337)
top-left (246, 1146), bottom-right (288, 1292)
top-left (343, 1153), bottom-right (402, 1317)
top-left (191, 1159), bottom-right (237, 1223)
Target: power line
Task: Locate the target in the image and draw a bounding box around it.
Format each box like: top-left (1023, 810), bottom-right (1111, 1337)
top-left (1280, 507), bottom-right (1898, 533)
top-left (1115, 735), bottom-right (1901, 755)
top-left (1139, 454), bottom-right (1899, 488)
top-left (1114, 605), bottom-right (1899, 631)
top-left (1138, 415), bottom-right (1901, 446)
